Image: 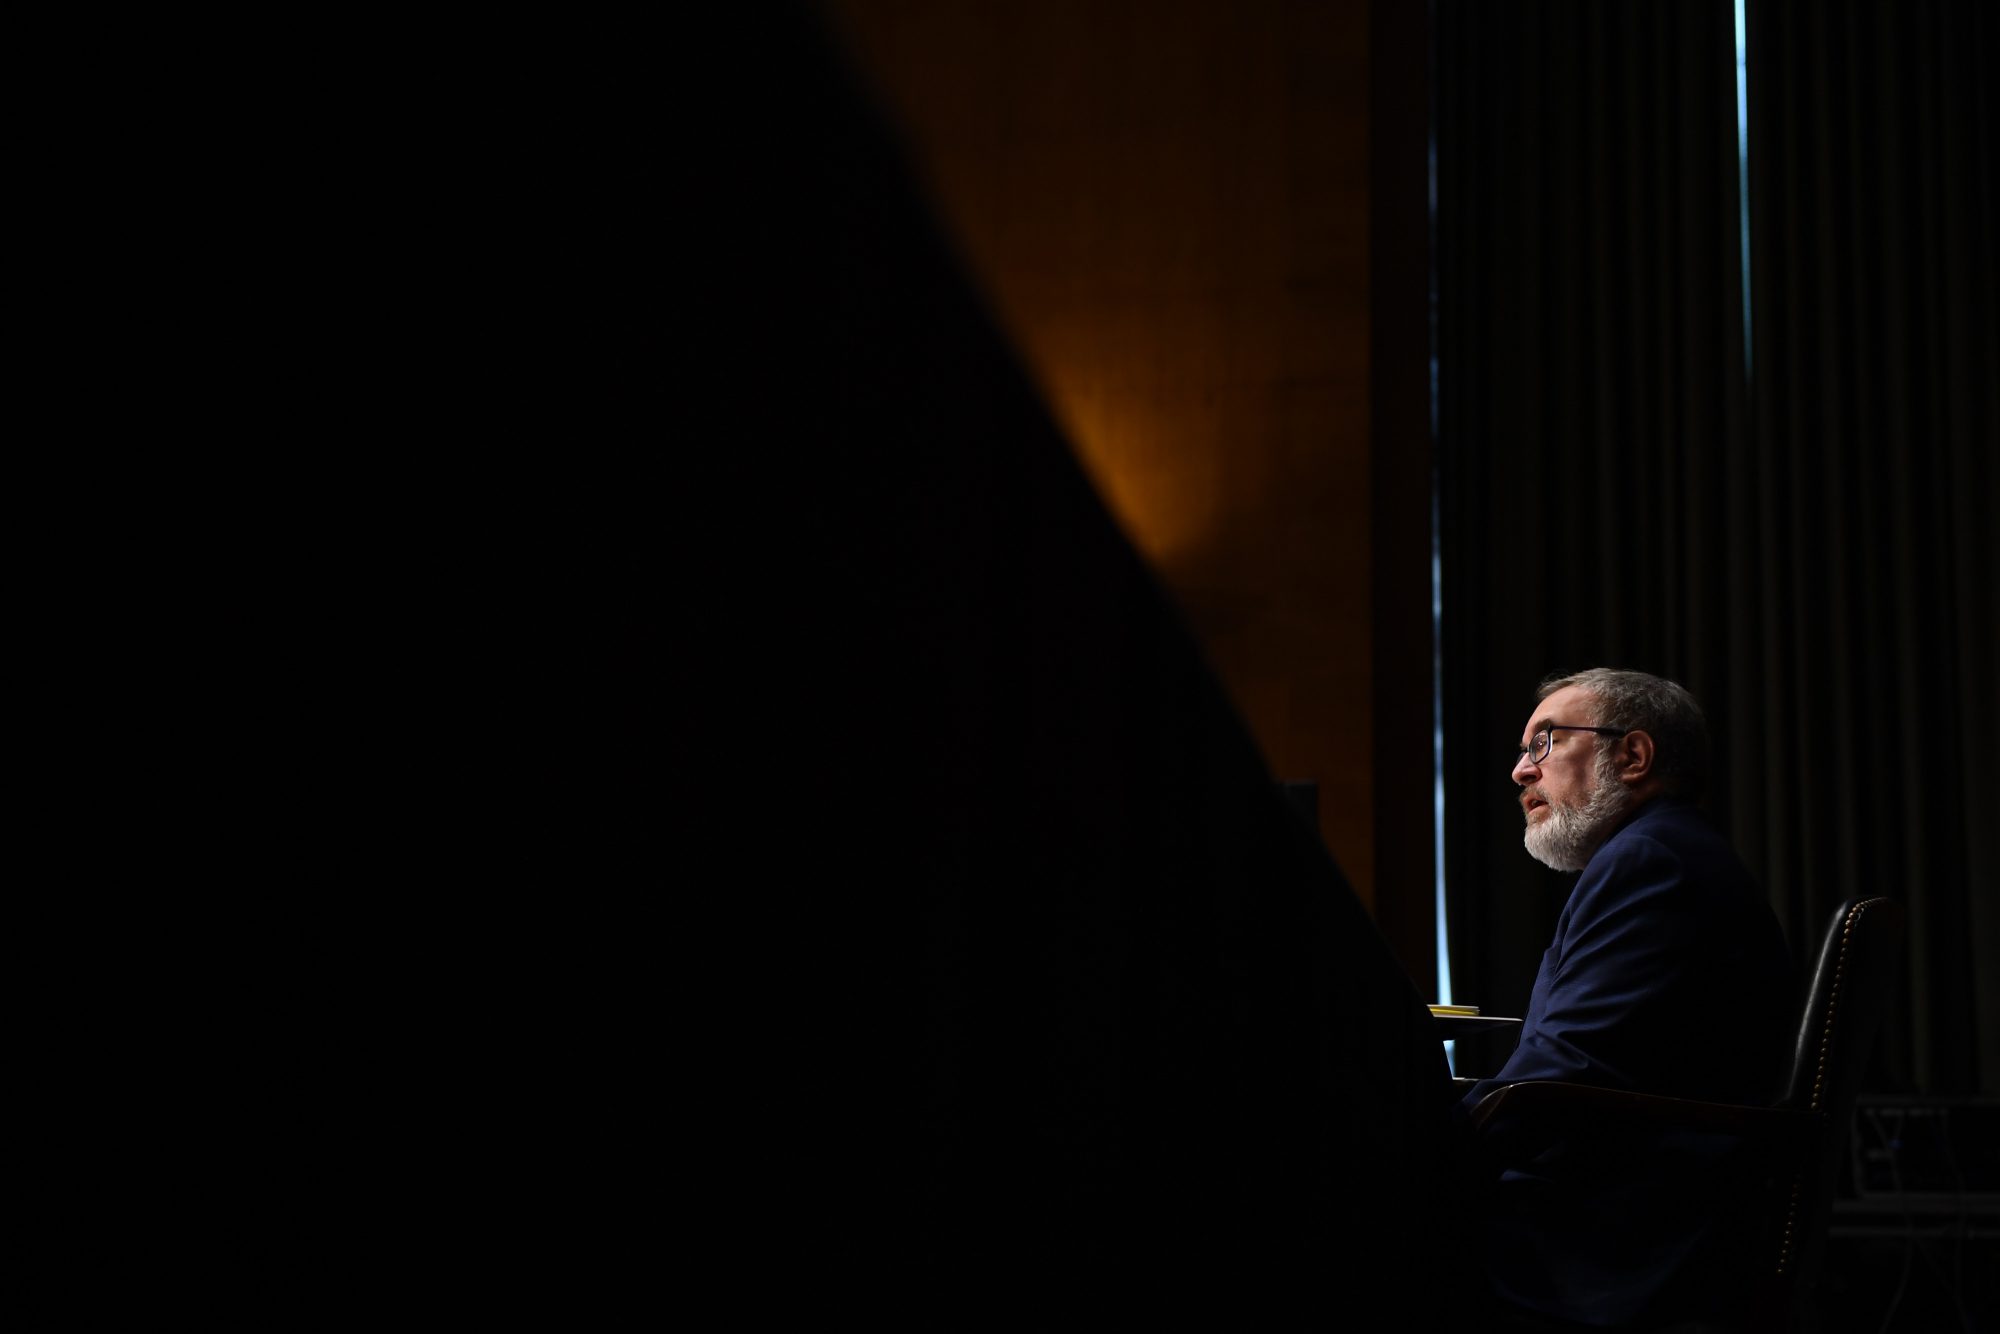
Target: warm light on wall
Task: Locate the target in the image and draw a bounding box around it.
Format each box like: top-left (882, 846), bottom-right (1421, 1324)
top-left (1032, 367), bottom-right (1221, 577)
top-left (822, 0), bottom-right (1380, 903)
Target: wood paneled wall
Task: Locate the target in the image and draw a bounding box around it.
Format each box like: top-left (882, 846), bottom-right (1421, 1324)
top-left (821, 0), bottom-right (1427, 941)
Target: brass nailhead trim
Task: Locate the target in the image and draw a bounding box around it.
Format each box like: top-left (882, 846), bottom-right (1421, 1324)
top-left (1777, 901), bottom-right (1866, 1276)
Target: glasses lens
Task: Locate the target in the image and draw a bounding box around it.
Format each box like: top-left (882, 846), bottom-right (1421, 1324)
top-left (1532, 730), bottom-right (1552, 763)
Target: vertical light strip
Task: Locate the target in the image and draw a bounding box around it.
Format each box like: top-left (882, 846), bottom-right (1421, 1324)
top-left (1735, 0), bottom-right (1754, 378)
top-left (1433, 503), bottom-right (1452, 1009)
top-left (1427, 3), bottom-right (1454, 1042)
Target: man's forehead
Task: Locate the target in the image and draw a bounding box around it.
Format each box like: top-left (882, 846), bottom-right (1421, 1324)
top-left (1525, 685), bottom-right (1598, 734)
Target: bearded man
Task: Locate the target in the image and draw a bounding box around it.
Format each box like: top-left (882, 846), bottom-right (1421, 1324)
top-left (1464, 669), bottom-right (1795, 1329)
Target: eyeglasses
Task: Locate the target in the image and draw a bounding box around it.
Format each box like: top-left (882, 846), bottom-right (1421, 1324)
top-left (1517, 724), bottom-right (1629, 766)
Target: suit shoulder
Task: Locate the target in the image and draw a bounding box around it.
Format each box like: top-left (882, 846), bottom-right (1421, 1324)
top-left (1576, 801), bottom-right (1756, 905)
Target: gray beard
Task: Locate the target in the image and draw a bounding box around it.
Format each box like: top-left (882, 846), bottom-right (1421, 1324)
top-left (1523, 752), bottom-right (1632, 871)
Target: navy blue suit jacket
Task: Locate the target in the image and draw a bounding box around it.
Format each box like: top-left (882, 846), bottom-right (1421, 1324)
top-left (1464, 797), bottom-right (1794, 1326)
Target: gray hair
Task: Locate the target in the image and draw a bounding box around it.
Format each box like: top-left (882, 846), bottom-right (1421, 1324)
top-left (1537, 668), bottom-right (1711, 800)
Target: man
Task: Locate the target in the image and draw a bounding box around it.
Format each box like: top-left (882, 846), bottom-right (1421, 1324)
top-left (1465, 669), bottom-right (1795, 1328)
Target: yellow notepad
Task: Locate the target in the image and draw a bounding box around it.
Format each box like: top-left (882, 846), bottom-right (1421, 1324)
top-left (1427, 1004), bottom-right (1481, 1016)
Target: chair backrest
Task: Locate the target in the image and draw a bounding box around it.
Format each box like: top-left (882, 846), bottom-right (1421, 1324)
top-left (1771, 895), bottom-right (1905, 1297)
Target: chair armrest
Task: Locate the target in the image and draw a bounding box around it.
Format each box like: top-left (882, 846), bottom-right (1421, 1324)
top-left (1469, 1081), bottom-right (1819, 1162)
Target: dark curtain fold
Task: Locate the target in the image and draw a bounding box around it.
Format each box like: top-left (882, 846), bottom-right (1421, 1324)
top-left (1742, 0), bottom-right (1999, 1094)
top-left (1437, 0), bottom-right (1999, 1096)
top-left (1435, 0), bottom-right (1752, 1040)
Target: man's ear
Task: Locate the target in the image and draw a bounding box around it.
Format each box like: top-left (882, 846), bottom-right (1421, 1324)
top-left (1617, 729), bottom-right (1656, 783)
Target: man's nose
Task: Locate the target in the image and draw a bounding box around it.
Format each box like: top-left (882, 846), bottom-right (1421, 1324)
top-left (1512, 751), bottom-right (1538, 785)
